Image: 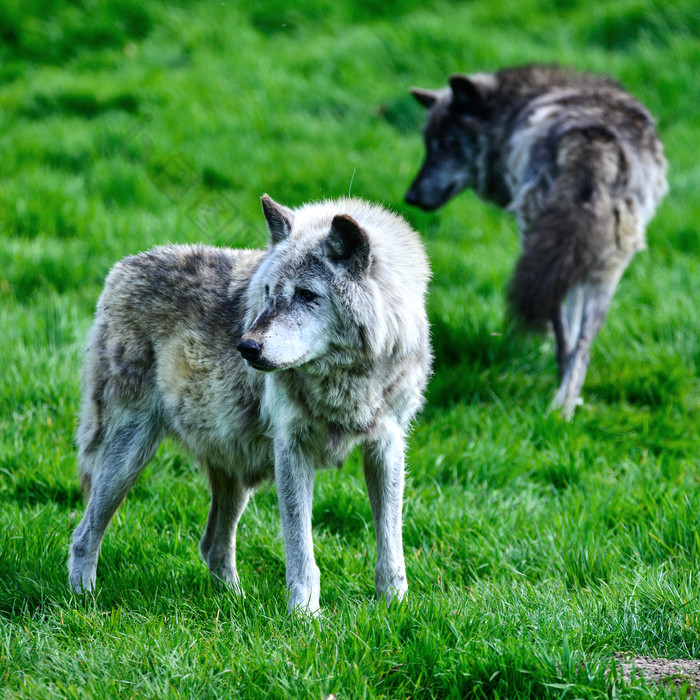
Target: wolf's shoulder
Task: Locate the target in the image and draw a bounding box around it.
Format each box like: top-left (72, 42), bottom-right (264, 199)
top-left (110, 244), bottom-right (263, 282)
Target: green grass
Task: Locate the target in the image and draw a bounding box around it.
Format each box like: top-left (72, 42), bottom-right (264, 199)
top-left (1, 0), bottom-right (700, 697)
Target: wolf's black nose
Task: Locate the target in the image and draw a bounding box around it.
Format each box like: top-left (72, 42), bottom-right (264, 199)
top-left (236, 338), bottom-right (263, 361)
top-left (405, 188), bottom-right (419, 206)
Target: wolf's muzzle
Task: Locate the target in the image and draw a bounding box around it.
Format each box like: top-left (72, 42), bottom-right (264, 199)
top-left (405, 180), bottom-right (458, 211)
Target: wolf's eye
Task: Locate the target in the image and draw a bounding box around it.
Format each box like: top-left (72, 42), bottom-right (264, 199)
top-left (295, 288), bottom-right (318, 303)
top-left (264, 285), bottom-right (270, 296)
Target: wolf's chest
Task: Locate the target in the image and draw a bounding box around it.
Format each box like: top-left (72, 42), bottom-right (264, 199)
top-left (276, 370), bottom-right (381, 434)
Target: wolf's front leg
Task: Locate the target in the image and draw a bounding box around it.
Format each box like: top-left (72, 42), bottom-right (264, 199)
top-left (363, 421), bottom-right (408, 604)
top-left (274, 435), bottom-right (320, 614)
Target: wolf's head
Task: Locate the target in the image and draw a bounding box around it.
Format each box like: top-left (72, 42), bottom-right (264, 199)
top-left (405, 73), bottom-right (496, 211)
top-left (237, 196), bottom-right (374, 372)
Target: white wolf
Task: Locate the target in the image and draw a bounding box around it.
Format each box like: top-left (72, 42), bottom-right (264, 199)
top-left (68, 195), bottom-right (432, 613)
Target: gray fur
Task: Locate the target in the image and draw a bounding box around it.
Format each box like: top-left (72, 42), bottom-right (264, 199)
top-left (68, 196), bottom-right (432, 613)
top-left (406, 63), bottom-right (668, 418)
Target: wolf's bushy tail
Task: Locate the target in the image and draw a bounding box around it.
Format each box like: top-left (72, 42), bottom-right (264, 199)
top-left (507, 132), bottom-right (619, 331)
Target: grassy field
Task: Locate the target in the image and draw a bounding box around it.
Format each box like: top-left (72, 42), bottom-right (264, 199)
top-left (1, 0), bottom-right (700, 697)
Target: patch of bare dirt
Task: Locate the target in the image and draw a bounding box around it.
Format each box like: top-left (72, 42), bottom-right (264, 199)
top-left (614, 652), bottom-right (700, 693)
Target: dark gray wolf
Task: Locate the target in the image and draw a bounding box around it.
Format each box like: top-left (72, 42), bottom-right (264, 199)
top-left (68, 196), bottom-right (431, 613)
top-left (406, 64), bottom-right (668, 417)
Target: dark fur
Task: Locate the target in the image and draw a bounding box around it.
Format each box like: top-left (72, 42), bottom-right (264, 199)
top-left (407, 64), bottom-right (668, 415)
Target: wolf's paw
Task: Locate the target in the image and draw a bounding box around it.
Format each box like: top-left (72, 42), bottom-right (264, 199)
top-left (561, 398), bottom-right (584, 420)
top-left (68, 569), bottom-right (96, 595)
top-left (212, 574), bottom-right (246, 598)
top-left (379, 587), bottom-right (408, 606)
top-left (207, 562), bottom-right (245, 596)
top-left (289, 601), bottom-right (321, 618)
top-left (287, 583), bottom-right (320, 616)
top-left (376, 572), bottom-right (408, 606)
top-left (550, 392), bottom-right (583, 420)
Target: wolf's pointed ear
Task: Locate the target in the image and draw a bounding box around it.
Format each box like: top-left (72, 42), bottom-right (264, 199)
top-left (410, 87), bottom-right (439, 109)
top-left (449, 74), bottom-right (490, 117)
top-left (325, 215), bottom-right (371, 278)
top-left (261, 194), bottom-right (294, 244)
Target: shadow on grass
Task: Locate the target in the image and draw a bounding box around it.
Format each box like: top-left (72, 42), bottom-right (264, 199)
top-left (427, 315), bottom-right (547, 410)
top-left (587, 353), bottom-right (691, 409)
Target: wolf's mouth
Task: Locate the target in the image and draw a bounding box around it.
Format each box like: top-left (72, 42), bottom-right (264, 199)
top-left (244, 355), bottom-right (315, 373)
top-left (244, 358), bottom-right (278, 372)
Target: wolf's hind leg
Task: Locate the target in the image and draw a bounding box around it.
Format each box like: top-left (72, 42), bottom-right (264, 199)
top-left (565, 283), bottom-right (584, 350)
top-left (551, 283), bottom-right (614, 419)
top-left (68, 415), bottom-right (162, 593)
top-left (551, 307), bottom-right (570, 378)
top-left (199, 464), bottom-right (251, 594)
top-left (363, 421), bottom-right (407, 605)
top-left (552, 282), bottom-right (587, 377)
